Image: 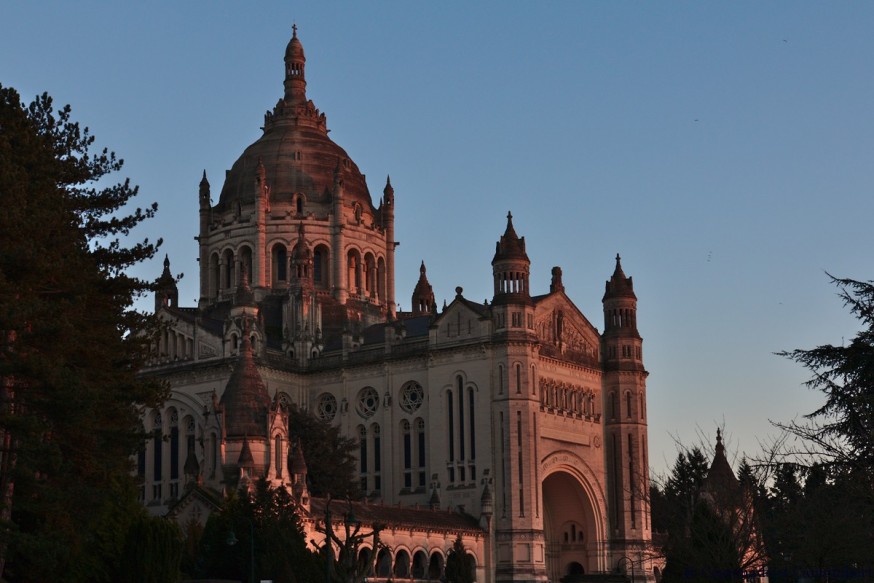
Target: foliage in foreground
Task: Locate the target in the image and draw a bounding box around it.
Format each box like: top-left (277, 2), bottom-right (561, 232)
top-left (0, 85), bottom-right (165, 580)
top-left (193, 480), bottom-right (321, 583)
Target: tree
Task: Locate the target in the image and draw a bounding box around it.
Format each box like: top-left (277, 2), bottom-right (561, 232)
top-left (288, 404), bottom-right (360, 499)
top-left (776, 275), bottom-right (874, 479)
top-left (761, 463), bottom-right (874, 582)
top-left (195, 480), bottom-right (321, 583)
top-left (0, 85), bottom-right (165, 580)
top-left (444, 535), bottom-right (475, 583)
top-left (118, 513), bottom-right (183, 583)
top-left (658, 445), bottom-right (767, 583)
top-left (312, 497), bottom-right (383, 583)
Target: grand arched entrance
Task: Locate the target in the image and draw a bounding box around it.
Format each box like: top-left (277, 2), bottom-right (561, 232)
top-left (542, 471), bottom-right (600, 582)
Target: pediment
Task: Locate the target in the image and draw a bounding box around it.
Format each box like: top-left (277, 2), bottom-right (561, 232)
top-left (534, 293), bottom-right (600, 362)
top-left (432, 295), bottom-right (490, 341)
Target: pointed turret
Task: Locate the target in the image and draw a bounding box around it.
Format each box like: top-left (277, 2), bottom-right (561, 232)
top-left (411, 261), bottom-right (436, 315)
top-left (155, 254), bottom-right (179, 311)
top-left (284, 24), bottom-right (307, 105)
top-left (703, 429), bottom-right (739, 494)
top-left (603, 254), bottom-right (637, 301)
top-left (220, 334), bottom-right (270, 439)
top-left (383, 175), bottom-right (394, 203)
top-left (491, 212), bottom-right (532, 305)
top-left (199, 170), bottom-right (211, 208)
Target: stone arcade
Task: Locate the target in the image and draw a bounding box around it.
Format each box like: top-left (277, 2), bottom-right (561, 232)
top-left (141, 27), bottom-right (655, 582)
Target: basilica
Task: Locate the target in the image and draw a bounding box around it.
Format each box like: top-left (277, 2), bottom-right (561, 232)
top-left (141, 27), bottom-right (655, 582)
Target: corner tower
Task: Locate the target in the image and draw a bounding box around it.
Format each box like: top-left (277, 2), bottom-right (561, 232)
top-left (601, 255), bottom-right (651, 575)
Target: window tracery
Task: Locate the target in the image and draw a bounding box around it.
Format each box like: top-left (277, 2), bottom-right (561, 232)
top-left (317, 393), bottom-right (338, 421)
top-left (399, 382), bottom-right (424, 413)
top-left (356, 387), bottom-right (379, 418)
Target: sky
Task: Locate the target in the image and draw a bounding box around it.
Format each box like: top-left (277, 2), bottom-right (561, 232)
top-left (3, 2), bottom-right (873, 476)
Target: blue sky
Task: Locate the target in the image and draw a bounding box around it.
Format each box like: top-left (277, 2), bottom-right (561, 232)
top-left (4, 2), bottom-right (872, 475)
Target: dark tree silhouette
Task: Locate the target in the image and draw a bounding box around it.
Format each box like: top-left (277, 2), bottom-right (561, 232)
top-left (0, 85), bottom-right (165, 580)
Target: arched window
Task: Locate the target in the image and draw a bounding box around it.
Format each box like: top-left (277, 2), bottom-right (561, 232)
top-left (275, 434), bottom-right (283, 475)
top-left (626, 391), bottom-right (633, 419)
top-left (610, 392), bottom-right (617, 419)
top-left (371, 423), bottom-right (381, 492)
top-left (497, 365), bottom-right (504, 395)
top-left (402, 420), bottom-right (412, 488)
top-left (313, 245), bottom-right (329, 287)
top-left (222, 249), bottom-right (235, 291)
top-left (358, 425), bottom-right (367, 493)
top-left (209, 252), bottom-right (220, 298)
top-left (447, 390), bottom-right (455, 482)
top-left (468, 387), bottom-right (476, 480)
top-left (457, 376), bottom-right (465, 466)
top-left (415, 418), bottom-right (426, 487)
top-left (516, 364), bottom-right (522, 394)
top-left (272, 244), bottom-right (287, 285)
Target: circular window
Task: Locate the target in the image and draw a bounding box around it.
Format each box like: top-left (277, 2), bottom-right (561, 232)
top-left (317, 393), bottom-right (338, 421)
top-left (399, 382), bottom-right (424, 413)
top-left (357, 387), bottom-right (379, 418)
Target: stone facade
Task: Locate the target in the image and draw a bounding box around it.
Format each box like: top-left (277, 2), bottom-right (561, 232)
top-left (142, 27), bottom-right (655, 582)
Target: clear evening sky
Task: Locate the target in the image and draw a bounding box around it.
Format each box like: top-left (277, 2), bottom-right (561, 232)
top-left (3, 2), bottom-right (872, 476)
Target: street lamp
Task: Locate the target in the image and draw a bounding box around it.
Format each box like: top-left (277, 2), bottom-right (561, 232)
top-left (617, 555), bottom-right (635, 582)
top-left (227, 516), bottom-right (255, 583)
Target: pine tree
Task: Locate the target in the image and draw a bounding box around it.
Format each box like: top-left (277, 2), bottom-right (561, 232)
top-left (776, 275), bottom-right (874, 477)
top-left (0, 85), bottom-right (166, 580)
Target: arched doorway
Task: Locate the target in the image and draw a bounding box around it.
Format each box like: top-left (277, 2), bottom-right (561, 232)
top-left (542, 470), bottom-right (599, 582)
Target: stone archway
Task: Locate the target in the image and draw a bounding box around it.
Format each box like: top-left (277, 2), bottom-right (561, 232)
top-left (542, 471), bottom-right (600, 582)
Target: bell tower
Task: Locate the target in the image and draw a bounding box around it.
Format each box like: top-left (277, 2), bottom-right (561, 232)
top-left (601, 254), bottom-right (651, 577)
top-left (491, 213), bottom-right (547, 582)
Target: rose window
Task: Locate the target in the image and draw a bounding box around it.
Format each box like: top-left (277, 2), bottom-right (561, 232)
top-left (356, 387), bottom-right (379, 418)
top-left (400, 382), bottom-right (424, 413)
top-left (317, 393), bottom-right (338, 421)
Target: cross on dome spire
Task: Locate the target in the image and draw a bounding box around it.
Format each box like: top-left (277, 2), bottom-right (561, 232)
top-left (284, 25), bottom-right (307, 105)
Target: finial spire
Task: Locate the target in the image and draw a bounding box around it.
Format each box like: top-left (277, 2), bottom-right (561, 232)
top-left (292, 23), bottom-right (297, 38)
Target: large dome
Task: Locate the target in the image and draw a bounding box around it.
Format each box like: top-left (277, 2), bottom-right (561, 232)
top-left (215, 28), bottom-right (373, 212)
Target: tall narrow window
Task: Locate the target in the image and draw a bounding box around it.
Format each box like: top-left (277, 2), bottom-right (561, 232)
top-left (275, 435), bottom-right (282, 474)
top-left (498, 365), bottom-right (504, 395)
top-left (517, 411), bottom-right (524, 516)
top-left (313, 249), bottom-right (323, 283)
top-left (372, 424), bottom-right (381, 492)
top-left (170, 425), bottom-right (179, 481)
top-left (153, 430), bottom-right (162, 482)
top-left (628, 433), bottom-right (636, 527)
top-left (468, 388), bottom-right (476, 461)
top-left (516, 364), bottom-right (522, 394)
top-left (626, 391), bottom-right (632, 419)
top-left (611, 392), bottom-right (617, 419)
top-left (457, 377), bottom-right (465, 461)
top-left (416, 418), bottom-right (426, 487)
top-left (358, 426), bottom-right (368, 493)
top-left (447, 392), bottom-right (454, 463)
top-left (402, 420), bottom-right (412, 489)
